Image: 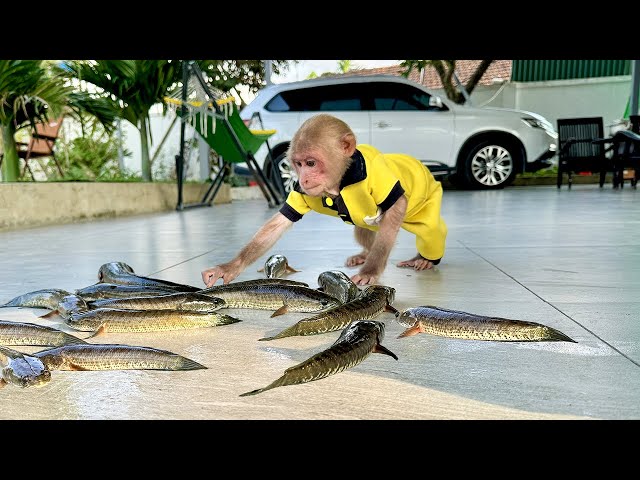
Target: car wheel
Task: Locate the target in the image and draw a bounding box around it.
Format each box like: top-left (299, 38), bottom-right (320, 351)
top-left (460, 139), bottom-right (518, 189)
top-left (265, 152), bottom-right (298, 195)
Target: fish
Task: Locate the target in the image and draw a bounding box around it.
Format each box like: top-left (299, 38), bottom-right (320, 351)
top-left (317, 270), bottom-right (361, 304)
top-left (34, 343), bottom-right (206, 371)
top-left (201, 278), bottom-right (310, 289)
top-left (395, 305), bottom-right (577, 342)
top-left (75, 283), bottom-right (180, 301)
top-left (240, 320), bottom-right (397, 397)
top-left (0, 345), bottom-right (51, 388)
top-left (0, 288), bottom-right (71, 310)
top-left (198, 282), bottom-right (340, 317)
top-left (0, 320), bottom-right (87, 347)
top-left (259, 285), bottom-right (397, 341)
top-left (64, 308), bottom-right (241, 335)
top-left (40, 293), bottom-right (90, 319)
top-left (97, 261), bottom-right (201, 292)
top-left (88, 292), bottom-right (227, 312)
top-left (257, 254), bottom-right (300, 278)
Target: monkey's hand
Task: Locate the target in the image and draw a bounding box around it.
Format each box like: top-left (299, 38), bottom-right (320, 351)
top-left (351, 264), bottom-right (383, 286)
top-left (201, 259), bottom-right (243, 287)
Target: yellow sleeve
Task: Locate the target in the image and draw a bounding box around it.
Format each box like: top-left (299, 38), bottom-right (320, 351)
top-left (279, 190), bottom-right (311, 222)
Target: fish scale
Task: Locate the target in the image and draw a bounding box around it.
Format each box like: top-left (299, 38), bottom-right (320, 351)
top-left (0, 320), bottom-right (86, 346)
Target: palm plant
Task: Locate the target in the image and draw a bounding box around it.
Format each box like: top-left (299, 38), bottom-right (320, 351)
top-left (0, 60), bottom-right (69, 182)
top-left (56, 60), bottom-right (183, 181)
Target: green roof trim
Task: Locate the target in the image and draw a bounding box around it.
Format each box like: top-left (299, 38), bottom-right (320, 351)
top-left (511, 60), bottom-right (631, 82)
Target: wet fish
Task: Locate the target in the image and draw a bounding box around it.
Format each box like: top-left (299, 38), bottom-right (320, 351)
top-left (64, 308), bottom-right (241, 334)
top-left (0, 288), bottom-right (71, 310)
top-left (88, 292), bottom-right (227, 312)
top-left (201, 278), bottom-right (309, 289)
top-left (257, 254), bottom-right (300, 278)
top-left (317, 270), bottom-right (361, 304)
top-left (98, 261), bottom-right (201, 292)
top-left (0, 320), bottom-right (87, 347)
top-left (0, 345), bottom-right (51, 388)
top-left (75, 283), bottom-right (180, 301)
top-left (34, 343), bottom-right (206, 371)
top-left (396, 305), bottom-right (577, 342)
top-left (40, 293), bottom-right (90, 319)
top-left (260, 285), bottom-right (397, 341)
top-left (240, 320), bottom-right (397, 397)
top-left (199, 282), bottom-right (340, 317)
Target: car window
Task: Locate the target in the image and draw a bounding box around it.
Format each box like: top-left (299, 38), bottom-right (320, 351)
top-left (371, 82), bottom-right (442, 111)
top-left (264, 83), bottom-right (365, 112)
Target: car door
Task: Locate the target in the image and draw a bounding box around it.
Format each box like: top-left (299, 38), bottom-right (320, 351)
top-left (368, 81), bottom-right (455, 167)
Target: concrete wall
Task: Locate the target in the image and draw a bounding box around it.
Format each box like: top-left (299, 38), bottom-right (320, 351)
top-left (0, 182), bottom-right (231, 231)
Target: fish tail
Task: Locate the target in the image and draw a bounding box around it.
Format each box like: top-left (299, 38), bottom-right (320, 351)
top-left (258, 326), bottom-right (297, 341)
top-left (239, 382), bottom-right (278, 397)
top-left (62, 333), bottom-right (89, 345)
top-left (546, 327), bottom-right (577, 343)
top-left (39, 310), bottom-right (59, 319)
top-left (176, 357), bottom-right (208, 370)
top-left (218, 314), bottom-right (242, 325)
top-left (374, 343), bottom-right (398, 360)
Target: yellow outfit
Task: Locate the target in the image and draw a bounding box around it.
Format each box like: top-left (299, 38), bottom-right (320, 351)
top-left (279, 144), bottom-right (447, 261)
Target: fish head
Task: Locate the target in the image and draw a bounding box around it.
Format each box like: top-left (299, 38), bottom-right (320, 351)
top-left (395, 308), bottom-right (419, 327)
top-left (351, 319), bottom-right (386, 341)
top-left (264, 255), bottom-right (287, 278)
top-left (2, 357), bottom-right (51, 388)
top-left (98, 261), bottom-right (135, 281)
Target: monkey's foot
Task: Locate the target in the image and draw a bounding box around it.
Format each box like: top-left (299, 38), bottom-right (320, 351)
top-left (345, 252), bottom-right (368, 267)
top-left (397, 254), bottom-right (436, 271)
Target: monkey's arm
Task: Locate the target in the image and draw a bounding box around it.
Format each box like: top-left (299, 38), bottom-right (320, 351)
top-left (202, 212), bottom-right (293, 286)
top-left (351, 194), bottom-right (407, 286)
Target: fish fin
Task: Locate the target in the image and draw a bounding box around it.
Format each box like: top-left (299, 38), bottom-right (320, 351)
top-left (385, 304), bottom-right (399, 315)
top-left (0, 379), bottom-right (6, 389)
top-left (239, 388), bottom-right (265, 397)
top-left (39, 310), bottom-right (59, 319)
top-left (397, 325), bottom-right (422, 338)
top-left (257, 267), bottom-right (264, 272)
top-left (86, 324), bottom-right (106, 339)
top-left (69, 362), bottom-right (89, 371)
top-left (285, 265), bottom-right (300, 273)
top-left (270, 305), bottom-right (289, 318)
top-left (374, 344), bottom-right (398, 360)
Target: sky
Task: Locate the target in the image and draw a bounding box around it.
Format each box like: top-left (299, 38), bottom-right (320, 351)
top-left (270, 60), bottom-right (401, 84)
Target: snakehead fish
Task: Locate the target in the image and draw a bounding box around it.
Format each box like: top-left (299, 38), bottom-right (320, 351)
top-left (260, 285), bottom-right (397, 341)
top-left (34, 343), bottom-right (206, 371)
top-left (0, 345), bottom-right (51, 388)
top-left (317, 270), bottom-right (361, 304)
top-left (1, 288), bottom-right (71, 310)
top-left (198, 282), bottom-right (340, 317)
top-left (200, 278), bottom-right (310, 289)
top-left (40, 293), bottom-right (90, 319)
top-left (75, 283), bottom-right (180, 301)
top-left (88, 292), bottom-right (226, 312)
top-left (396, 305), bottom-right (577, 342)
top-left (98, 261), bottom-right (201, 292)
top-left (64, 308), bottom-right (241, 335)
top-left (257, 254), bottom-right (300, 278)
top-left (240, 320), bottom-right (398, 397)
top-left (0, 320), bottom-right (87, 347)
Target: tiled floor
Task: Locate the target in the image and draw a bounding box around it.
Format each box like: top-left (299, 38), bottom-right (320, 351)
top-left (1, 183), bottom-right (639, 419)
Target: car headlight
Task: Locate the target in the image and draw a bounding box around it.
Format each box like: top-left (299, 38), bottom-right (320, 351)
top-left (522, 117), bottom-right (558, 138)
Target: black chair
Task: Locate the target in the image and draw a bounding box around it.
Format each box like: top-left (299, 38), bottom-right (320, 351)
top-left (557, 117), bottom-right (610, 189)
top-left (608, 129), bottom-right (640, 188)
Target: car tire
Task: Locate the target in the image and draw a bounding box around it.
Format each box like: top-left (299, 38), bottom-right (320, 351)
top-left (265, 151), bottom-right (298, 195)
top-left (459, 138), bottom-right (519, 190)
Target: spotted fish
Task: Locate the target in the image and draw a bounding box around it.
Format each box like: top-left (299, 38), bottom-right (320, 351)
top-left (257, 254), bottom-right (300, 278)
top-left (396, 305), bottom-right (577, 342)
top-left (0, 320), bottom-right (87, 347)
top-left (75, 283), bottom-right (180, 301)
top-left (317, 270), bottom-right (361, 304)
top-left (259, 285), bottom-right (396, 341)
top-left (0, 345), bottom-right (51, 388)
top-left (98, 261), bottom-right (201, 292)
top-left (1, 288), bottom-right (71, 310)
top-left (240, 320), bottom-right (397, 397)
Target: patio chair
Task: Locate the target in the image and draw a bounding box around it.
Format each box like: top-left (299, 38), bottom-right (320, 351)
top-left (16, 117), bottom-right (65, 180)
top-left (556, 117), bottom-right (611, 189)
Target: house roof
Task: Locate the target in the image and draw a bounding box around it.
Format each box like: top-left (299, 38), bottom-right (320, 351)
top-left (335, 60), bottom-right (513, 89)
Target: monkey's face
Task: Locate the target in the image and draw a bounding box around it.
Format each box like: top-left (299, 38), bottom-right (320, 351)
top-left (290, 147), bottom-right (348, 198)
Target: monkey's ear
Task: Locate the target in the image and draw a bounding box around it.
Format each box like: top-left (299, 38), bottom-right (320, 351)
top-left (340, 133), bottom-right (356, 156)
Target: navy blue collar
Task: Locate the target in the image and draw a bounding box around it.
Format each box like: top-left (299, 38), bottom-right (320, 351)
top-left (293, 148), bottom-right (367, 194)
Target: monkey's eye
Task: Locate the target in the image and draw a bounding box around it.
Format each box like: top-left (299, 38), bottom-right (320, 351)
top-left (306, 160), bottom-right (316, 167)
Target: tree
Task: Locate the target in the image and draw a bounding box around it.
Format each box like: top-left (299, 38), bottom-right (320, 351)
top-left (0, 60), bottom-right (69, 182)
top-left (56, 60), bottom-right (183, 182)
top-left (400, 60), bottom-right (494, 104)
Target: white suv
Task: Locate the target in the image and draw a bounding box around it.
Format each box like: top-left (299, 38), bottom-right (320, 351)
top-left (241, 74), bottom-right (558, 191)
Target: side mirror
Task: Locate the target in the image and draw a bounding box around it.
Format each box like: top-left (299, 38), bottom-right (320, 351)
top-left (429, 96), bottom-right (443, 109)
